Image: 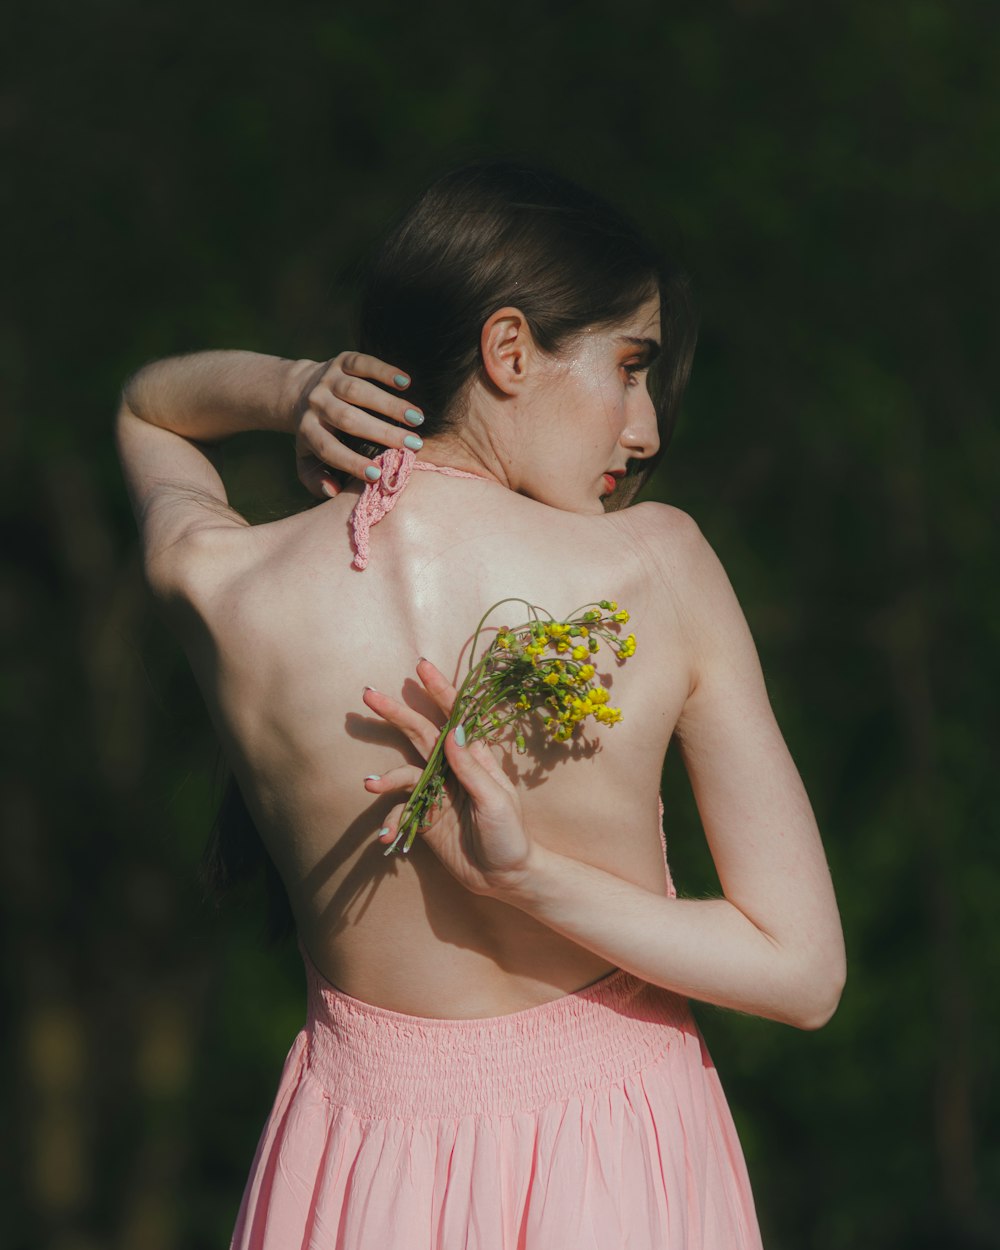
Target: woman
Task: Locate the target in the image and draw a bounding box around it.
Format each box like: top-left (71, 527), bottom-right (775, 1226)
top-left (115, 159), bottom-right (845, 1248)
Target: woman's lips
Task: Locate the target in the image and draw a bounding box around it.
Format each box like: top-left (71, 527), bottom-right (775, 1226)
top-left (602, 473), bottom-right (616, 494)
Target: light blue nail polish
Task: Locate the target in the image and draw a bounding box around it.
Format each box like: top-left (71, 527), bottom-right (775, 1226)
top-left (454, 723), bottom-right (466, 746)
top-left (365, 774), bottom-right (381, 781)
top-left (376, 827), bottom-right (389, 840)
top-left (403, 434), bottom-right (423, 451)
top-left (403, 409), bottom-right (424, 426)
top-left (394, 374), bottom-right (410, 388)
top-left (365, 465), bottom-right (382, 481)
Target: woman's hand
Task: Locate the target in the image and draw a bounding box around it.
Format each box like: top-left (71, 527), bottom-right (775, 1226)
top-left (361, 660), bottom-right (537, 899)
top-left (291, 351), bottom-right (425, 499)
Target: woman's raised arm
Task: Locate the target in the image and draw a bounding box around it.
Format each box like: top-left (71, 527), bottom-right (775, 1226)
top-left (114, 349), bottom-right (420, 604)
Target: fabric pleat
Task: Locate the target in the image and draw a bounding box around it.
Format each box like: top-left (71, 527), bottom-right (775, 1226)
top-left (229, 949), bottom-right (763, 1250)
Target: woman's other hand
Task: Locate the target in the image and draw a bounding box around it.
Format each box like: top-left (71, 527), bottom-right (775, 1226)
top-left (291, 351), bottom-right (425, 499)
top-left (361, 660), bottom-right (537, 899)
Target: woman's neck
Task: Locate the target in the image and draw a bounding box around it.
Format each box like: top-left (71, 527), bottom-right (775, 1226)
top-left (415, 425), bottom-right (510, 489)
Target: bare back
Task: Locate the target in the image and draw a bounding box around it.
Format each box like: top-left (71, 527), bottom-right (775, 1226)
top-left (180, 468), bottom-right (692, 1017)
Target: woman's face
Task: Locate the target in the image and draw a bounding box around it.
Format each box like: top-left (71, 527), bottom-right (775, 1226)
top-left (512, 294), bottom-right (662, 514)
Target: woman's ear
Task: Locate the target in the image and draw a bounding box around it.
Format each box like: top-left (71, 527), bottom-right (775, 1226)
top-left (479, 306), bottom-right (536, 396)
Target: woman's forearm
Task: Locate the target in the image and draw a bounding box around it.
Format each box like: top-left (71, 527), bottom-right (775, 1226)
top-left (499, 844), bottom-right (845, 1030)
top-left (122, 350), bottom-right (321, 443)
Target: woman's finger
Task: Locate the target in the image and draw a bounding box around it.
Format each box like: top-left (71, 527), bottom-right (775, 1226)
top-left (373, 800), bottom-right (408, 848)
top-left (415, 658), bottom-right (458, 718)
top-left (296, 412), bottom-right (385, 484)
top-left (309, 394), bottom-right (426, 476)
top-left (314, 376), bottom-right (425, 438)
top-left (363, 764), bottom-right (424, 795)
top-left (294, 443), bottom-right (349, 499)
top-left (335, 351), bottom-right (412, 395)
top-left (362, 687), bottom-right (442, 760)
top-left (297, 405), bottom-right (426, 489)
top-left (442, 734), bottom-right (511, 814)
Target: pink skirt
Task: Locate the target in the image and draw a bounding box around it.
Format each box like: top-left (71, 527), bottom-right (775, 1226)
top-left (229, 948), bottom-right (763, 1249)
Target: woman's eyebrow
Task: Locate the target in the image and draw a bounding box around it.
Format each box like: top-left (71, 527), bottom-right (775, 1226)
top-left (616, 335), bottom-right (661, 362)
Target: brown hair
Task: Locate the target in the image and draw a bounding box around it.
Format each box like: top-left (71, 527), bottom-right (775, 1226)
top-left (350, 156), bottom-right (697, 505)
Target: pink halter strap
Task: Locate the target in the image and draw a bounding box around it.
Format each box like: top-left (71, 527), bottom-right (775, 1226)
top-left (349, 447), bottom-right (488, 570)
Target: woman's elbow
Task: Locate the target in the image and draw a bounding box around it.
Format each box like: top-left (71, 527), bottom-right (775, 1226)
top-left (790, 947), bottom-right (847, 1031)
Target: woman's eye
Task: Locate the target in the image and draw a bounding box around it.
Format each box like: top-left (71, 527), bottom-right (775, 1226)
top-left (623, 362), bottom-right (647, 386)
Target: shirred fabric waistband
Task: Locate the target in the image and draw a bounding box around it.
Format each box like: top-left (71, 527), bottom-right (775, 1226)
top-left (301, 954), bottom-right (694, 1120)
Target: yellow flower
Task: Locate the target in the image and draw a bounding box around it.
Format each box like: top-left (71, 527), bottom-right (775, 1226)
top-left (386, 595), bottom-right (639, 861)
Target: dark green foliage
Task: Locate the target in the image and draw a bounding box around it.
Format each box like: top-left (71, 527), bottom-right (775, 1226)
top-left (2, 2), bottom-right (997, 1247)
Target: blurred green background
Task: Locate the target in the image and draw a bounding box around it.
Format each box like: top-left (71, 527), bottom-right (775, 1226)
top-left (3, 2), bottom-right (998, 1247)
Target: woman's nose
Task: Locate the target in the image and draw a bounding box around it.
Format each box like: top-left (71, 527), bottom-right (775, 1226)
top-left (621, 392), bottom-right (660, 460)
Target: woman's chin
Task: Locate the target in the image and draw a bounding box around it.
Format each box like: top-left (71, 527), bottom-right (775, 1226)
top-left (515, 476), bottom-right (609, 514)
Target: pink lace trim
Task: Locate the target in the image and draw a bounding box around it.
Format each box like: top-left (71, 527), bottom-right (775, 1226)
top-left (350, 447), bottom-right (487, 570)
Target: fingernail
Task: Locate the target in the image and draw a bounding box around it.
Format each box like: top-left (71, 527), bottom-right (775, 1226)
top-left (454, 723), bottom-right (466, 747)
top-left (376, 827), bottom-right (390, 841)
top-left (364, 774), bottom-right (381, 782)
top-left (394, 374), bottom-right (410, 388)
top-left (403, 409), bottom-right (424, 426)
top-left (363, 686), bottom-right (379, 695)
top-left (365, 465), bottom-right (382, 481)
top-left (320, 481), bottom-right (337, 498)
top-left (403, 434), bottom-right (423, 451)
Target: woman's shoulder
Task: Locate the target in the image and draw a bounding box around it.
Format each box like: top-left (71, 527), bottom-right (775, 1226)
top-left (610, 500), bottom-right (710, 571)
top-left (608, 501), bottom-right (742, 620)
top-left (147, 502), bottom-right (319, 631)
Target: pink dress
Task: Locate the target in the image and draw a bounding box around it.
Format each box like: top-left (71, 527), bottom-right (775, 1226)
top-left (229, 451), bottom-right (763, 1249)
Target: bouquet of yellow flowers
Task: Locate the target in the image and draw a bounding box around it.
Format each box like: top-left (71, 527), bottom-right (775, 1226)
top-left (383, 598), bottom-right (636, 856)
